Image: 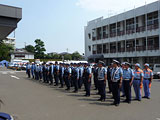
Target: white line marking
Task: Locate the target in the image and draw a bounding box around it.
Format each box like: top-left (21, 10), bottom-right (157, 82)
top-left (10, 75), bottom-right (20, 80)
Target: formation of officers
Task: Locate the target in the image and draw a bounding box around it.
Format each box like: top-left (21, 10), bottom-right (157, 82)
top-left (26, 60), bottom-right (153, 107)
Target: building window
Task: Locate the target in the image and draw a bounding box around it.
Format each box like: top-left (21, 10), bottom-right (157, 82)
top-left (88, 33), bottom-right (91, 39)
top-left (88, 46), bottom-right (91, 51)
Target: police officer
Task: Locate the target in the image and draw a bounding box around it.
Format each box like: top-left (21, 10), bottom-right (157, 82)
top-left (78, 63), bottom-right (84, 89)
top-left (83, 63), bottom-right (92, 97)
top-left (54, 61), bottom-right (59, 86)
top-left (93, 64), bottom-right (98, 90)
top-left (107, 63), bottom-right (113, 93)
top-left (64, 64), bottom-right (72, 90)
top-left (111, 60), bottom-right (123, 106)
top-left (122, 62), bottom-right (134, 104)
top-left (133, 63), bottom-right (144, 101)
top-left (59, 63), bottom-right (64, 88)
top-left (48, 63), bottom-right (54, 85)
top-left (42, 63), bottom-right (46, 83)
top-left (45, 63), bottom-right (50, 83)
top-left (121, 62), bottom-right (126, 97)
top-left (39, 64), bottom-right (43, 81)
top-left (97, 61), bottom-right (107, 102)
top-left (31, 62), bottom-right (35, 79)
top-left (35, 64), bottom-right (40, 80)
top-left (72, 63), bottom-right (79, 93)
top-left (143, 63), bottom-right (153, 99)
top-left (26, 62), bottom-right (31, 78)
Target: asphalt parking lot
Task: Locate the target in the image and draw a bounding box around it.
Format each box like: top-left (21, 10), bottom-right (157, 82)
top-left (0, 67), bottom-right (160, 120)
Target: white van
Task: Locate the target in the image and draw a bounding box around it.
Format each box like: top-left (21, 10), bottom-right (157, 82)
top-left (153, 64), bottom-right (160, 79)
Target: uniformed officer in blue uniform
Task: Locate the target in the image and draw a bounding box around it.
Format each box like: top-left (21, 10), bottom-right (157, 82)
top-left (26, 62), bottom-right (31, 78)
top-left (31, 62), bottom-right (35, 79)
top-left (42, 62), bottom-right (46, 83)
top-left (64, 64), bottom-right (72, 90)
top-left (83, 63), bottom-right (92, 97)
top-left (59, 63), bottom-right (64, 88)
top-left (78, 63), bottom-right (84, 89)
top-left (121, 62), bottom-right (126, 97)
top-left (93, 64), bottom-right (98, 90)
top-left (111, 60), bottom-right (123, 106)
top-left (133, 63), bottom-right (144, 101)
top-left (54, 61), bottom-right (59, 86)
top-left (107, 63), bottom-right (113, 93)
top-left (143, 63), bottom-right (153, 99)
top-left (48, 63), bottom-right (54, 85)
top-left (97, 61), bottom-right (107, 102)
top-left (72, 63), bottom-right (79, 93)
top-left (122, 62), bottom-right (134, 103)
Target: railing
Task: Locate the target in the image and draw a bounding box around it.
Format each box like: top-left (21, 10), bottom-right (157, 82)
top-left (103, 34), bottom-right (109, 39)
top-left (136, 26), bottom-right (145, 33)
top-left (148, 46), bottom-right (159, 50)
top-left (92, 51), bottom-right (96, 54)
top-left (97, 51), bottom-right (102, 54)
top-left (96, 36), bottom-right (102, 40)
top-left (126, 47), bottom-right (135, 52)
top-left (147, 24), bottom-right (159, 31)
top-left (110, 32), bottom-right (116, 38)
top-left (92, 37), bottom-right (96, 41)
top-left (117, 31), bottom-right (125, 36)
top-left (103, 49), bottom-right (109, 53)
top-left (110, 49), bottom-right (116, 53)
top-left (118, 48), bottom-right (125, 52)
top-left (136, 46), bottom-right (146, 51)
top-left (126, 29), bottom-right (135, 34)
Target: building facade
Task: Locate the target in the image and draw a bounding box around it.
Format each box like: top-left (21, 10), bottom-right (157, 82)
top-left (3, 37), bottom-right (16, 48)
top-left (11, 49), bottom-right (34, 62)
top-left (85, 1), bottom-right (160, 67)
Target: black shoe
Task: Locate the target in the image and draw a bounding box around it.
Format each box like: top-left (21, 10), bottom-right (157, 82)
top-left (97, 99), bottom-right (102, 101)
top-left (128, 101), bottom-right (131, 104)
top-left (73, 91), bottom-right (78, 93)
top-left (65, 88), bottom-right (70, 91)
top-left (49, 83), bottom-right (53, 85)
top-left (142, 96), bottom-right (147, 98)
top-left (110, 102), bottom-right (115, 105)
top-left (101, 99), bottom-right (105, 102)
top-left (84, 95), bottom-right (90, 97)
top-left (115, 104), bottom-right (119, 107)
top-left (121, 95), bottom-right (125, 97)
top-left (138, 99), bottom-right (141, 101)
top-left (59, 86), bottom-right (63, 88)
top-left (147, 97), bottom-right (150, 99)
top-left (54, 84), bottom-right (58, 86)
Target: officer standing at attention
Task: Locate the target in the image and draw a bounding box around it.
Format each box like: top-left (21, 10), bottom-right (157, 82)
top-left (64, 64), bottom-right (72, 90)
top-left (59, 63), bottom-right (64, 88)
top-left (143, 63), bottom-right (153, 99)
top-left (133, 63), bottom-right (144, 101)
top-left (121, 62), bottom-right (126, 97)
top-left (122, 62), bottom-right (134, 104)
top-left (49, 63), bottom-right (54, 85)
top-left (107, 63), bottom-right (113, 94)
top-left (54, 61), bottom-right (59, 86)
top-left (46, 64), bottom-right (50, 83)
top-left (111, 60), bottom-right (123, 106)
top-left (72, 63), bottom-right (79, 93)
top-left (26, 62), bottom-right (31, 78)
top-left (42, 63), bottom-right (46, 83)
top-left (97, 61), bottom-right (107, 102)
top-left (83, 63), bottom-right (92, 97)
top-left (93, 64), bottom-right (98, 90)
top-left (78, 63), bottom-right (84, 89)
top-left (31, 62), bottom-right (35, 79)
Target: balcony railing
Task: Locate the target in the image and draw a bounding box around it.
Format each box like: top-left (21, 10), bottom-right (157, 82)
top-left (136, 46), bottom-right (146, 51)
top-left (148, 46), bottom-right (159, 50)
top-left (92, 37), bottom-right (96, 41)
top-left (103, 34), bottom-right (109, 39)
top-left (103, 49), bottom-right (109, 53)
top-left (126, 29), bottom-right (135, 34)
top-left (110, 33), bottom-right (116, 38)
top-left (118, 48), bottom-right (125, 52)
top-left (110, 49), bottom-right (116, 53)
top-left (92, 51), bottom-right (96, 54)
top-left (117, 31), bottom-right (125, 36)
top-left (147, 24), bottom-right (159, 31)
top-left (126, 47), bottom-right (135, 52)
top-left (97, 36), bottom-right (102, 40)
top-left (136, 26), bottom-right (145, 33)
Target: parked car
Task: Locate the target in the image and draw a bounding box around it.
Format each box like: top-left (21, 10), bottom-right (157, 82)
top-left (153, 64), bottom-right (160, 79)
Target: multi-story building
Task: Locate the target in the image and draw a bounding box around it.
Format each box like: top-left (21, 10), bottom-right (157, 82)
top-left (85, 1), bottom-right (160, 67)
top-left (3, 37), bottom-right (16, 48)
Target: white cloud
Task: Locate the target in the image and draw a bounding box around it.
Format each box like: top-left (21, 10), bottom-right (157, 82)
top-left (76, 0), bottom-right (158, 13)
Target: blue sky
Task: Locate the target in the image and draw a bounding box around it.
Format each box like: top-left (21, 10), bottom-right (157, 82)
top-left (0, 0), bottom-right (157, 54)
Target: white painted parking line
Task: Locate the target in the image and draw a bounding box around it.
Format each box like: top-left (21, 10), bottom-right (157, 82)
top-left (10, 75), bottom-right (20, 80)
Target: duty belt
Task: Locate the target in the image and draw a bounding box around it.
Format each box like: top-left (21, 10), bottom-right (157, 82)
top-left (123, 79), bottom-right (130, 80)
top-left (134, 78), bottom-right (141, 80)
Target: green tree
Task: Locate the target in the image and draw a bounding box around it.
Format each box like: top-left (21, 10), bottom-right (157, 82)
top-left (64, 54), bottom-right (72, 60)
top-left (25, 45), bottom-right (35, 53)
top-left (34, 39), bottom-right (46, 59)
top-left (71, 51), bottom-right (82, 60)
top-left (0, 42), bottom-right (13, 61)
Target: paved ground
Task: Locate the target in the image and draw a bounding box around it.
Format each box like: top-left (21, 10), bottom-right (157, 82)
top-left (0, 67), bottom-right (160, 120)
